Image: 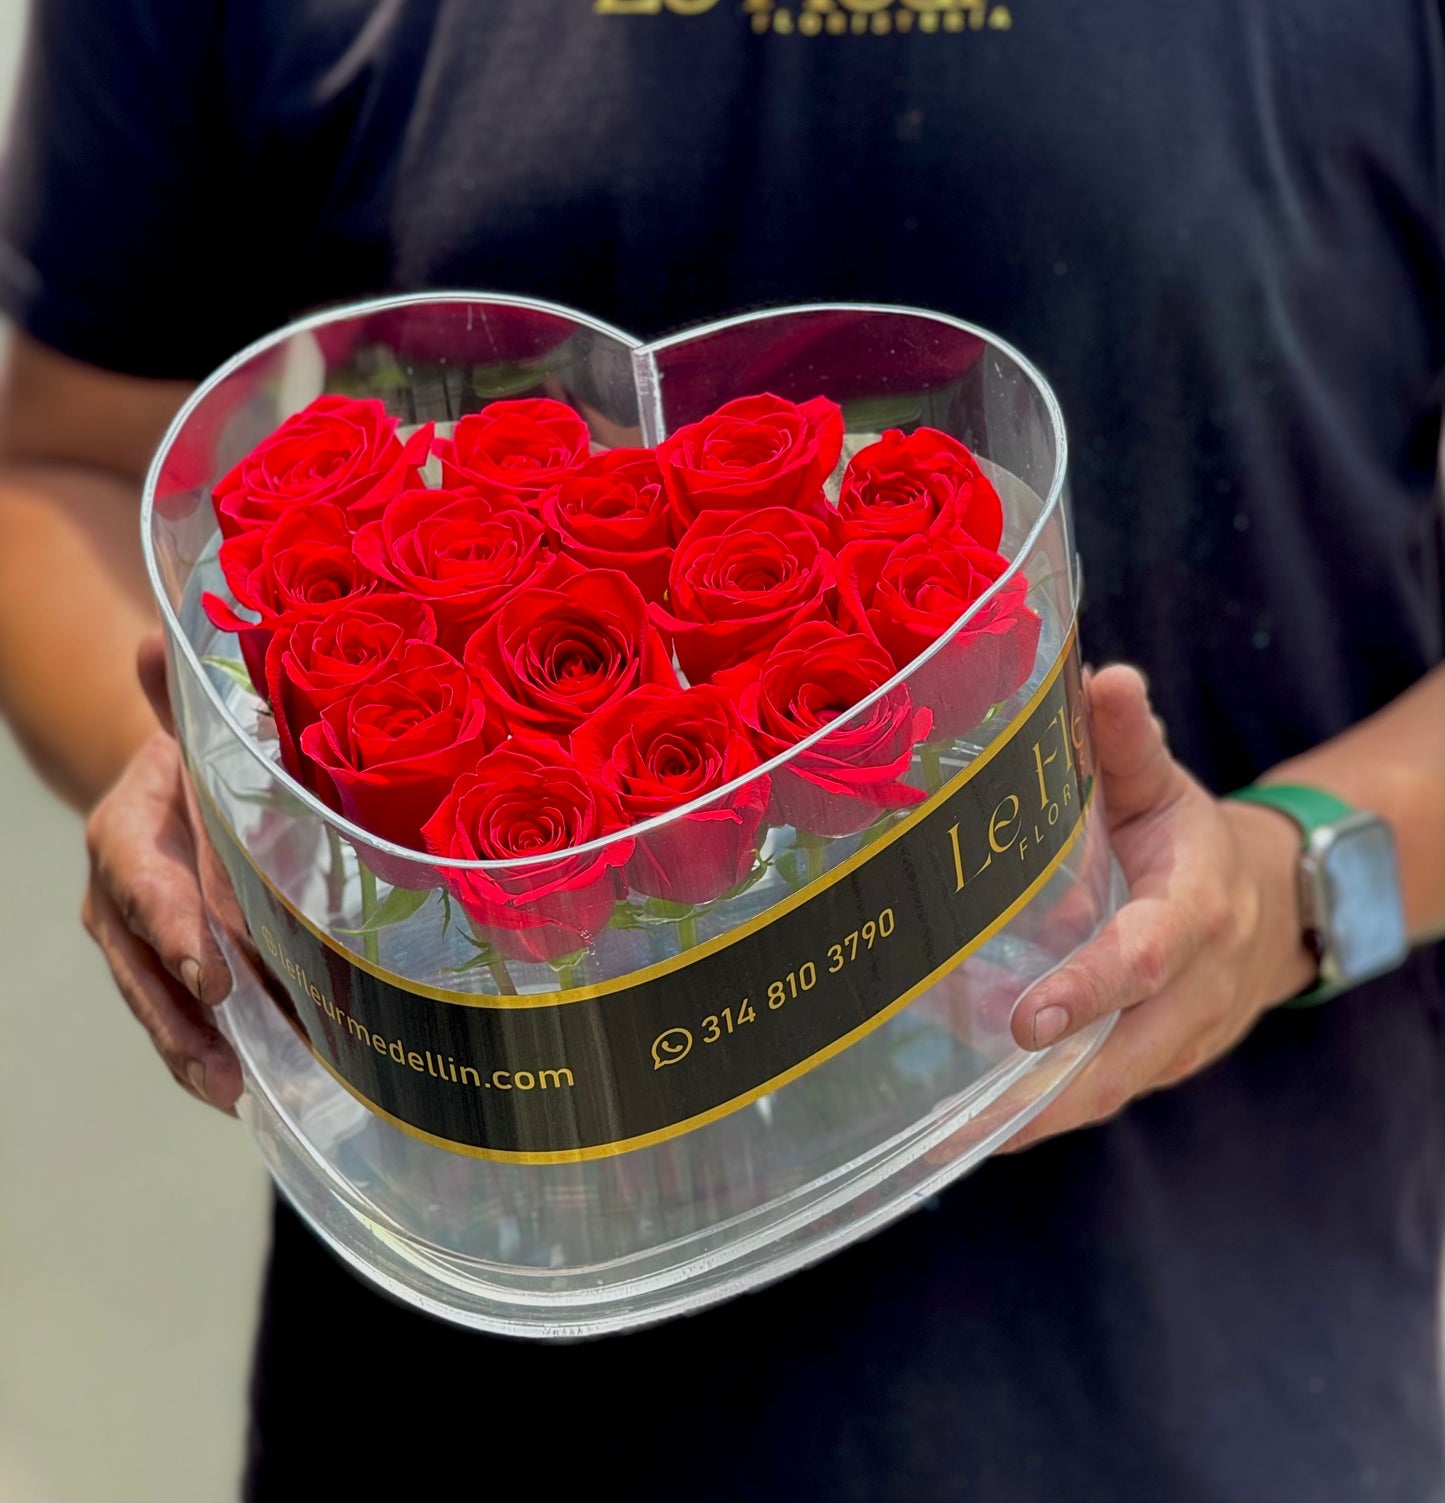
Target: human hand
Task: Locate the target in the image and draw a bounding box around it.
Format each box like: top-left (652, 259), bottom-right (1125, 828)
top-left (1000, 664), bottom-right (1315, 1152)
top-left (80, 632), bottom-right (241, 1111)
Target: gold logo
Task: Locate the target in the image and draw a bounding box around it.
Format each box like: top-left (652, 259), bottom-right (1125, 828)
top-left (594, 0), bottom-right (1014, 36)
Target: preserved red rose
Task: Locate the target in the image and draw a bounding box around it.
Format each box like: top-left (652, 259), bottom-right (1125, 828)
top-left (572, 684), bottom-right (769, 905)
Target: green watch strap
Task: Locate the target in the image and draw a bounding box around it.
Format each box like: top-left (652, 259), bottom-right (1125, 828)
top-left (1228, 782), bottom-right (1354, 831)
top-left (1226, 782), bottom-right (1355, 1008)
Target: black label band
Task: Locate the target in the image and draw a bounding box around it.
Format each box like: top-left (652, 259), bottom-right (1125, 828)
top-left (197, 634), bottom-right (1091, 1163)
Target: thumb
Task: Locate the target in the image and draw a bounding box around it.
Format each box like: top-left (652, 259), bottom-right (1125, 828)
top-left (137, 630), bottom-right (175, 737)
top-left (1089, 664), bottom-right (1181, 826)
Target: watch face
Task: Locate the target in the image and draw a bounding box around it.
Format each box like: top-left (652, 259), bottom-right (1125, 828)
top-left (1317, 818), bottom-right (1408, 984)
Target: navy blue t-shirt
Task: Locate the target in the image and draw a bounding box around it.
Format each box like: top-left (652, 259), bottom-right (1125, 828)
top-left (4, 3), bottom-right (1443, 1499)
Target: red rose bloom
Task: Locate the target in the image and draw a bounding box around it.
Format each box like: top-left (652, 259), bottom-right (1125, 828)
top-left (202, 503), bottom-right (385, 691)
top-left (465, 561), bottom-right (679, 739)
top-left (212, 395), bottom-right (432, 539)
top-left (829, 427), bottom-right (1004, 550)
top-left (836, 534), bottom-right (1041, 742)
top-left (538, 449), bottom-right (675, 603)
top-left (651, 506), bottom-right (835, 684)
top-left (736, 622), bottom-right (932, 838)
top-left (422, 743), bottom-right (632, 964)
top-left (263, 595), bottom-right (438, 791)
top-left (352, 486), bottom-right (551, 652)
top-left (656, 393), bottom-right (844, 528)
top-left (299, 641), bottom-right (491, 852)
top-left (434, 397), bottom-right (592, 504)
top-left (572, 685), bottom-right (769, 905)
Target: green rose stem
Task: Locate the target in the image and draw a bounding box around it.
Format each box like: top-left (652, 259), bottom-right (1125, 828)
top-left (325, 826), bottom-right (347, 914)
top-left (676, 913), bottom-right (699, 953)
top-left (357, 863), bottom-right (381, 966)
top-left (797, 831), bottom-right (827, 884)
top-left (921, 742), bottom-right (946, 795)
top-left (554, 959), bottom-right (579, 991)
top-left (464, 918), bottom-right (518, 995)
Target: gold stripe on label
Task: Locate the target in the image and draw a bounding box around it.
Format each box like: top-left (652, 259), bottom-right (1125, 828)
top-left (200, 621), bottom-right (1080, 1012)
top-left (283, 805), bottom-right (1093, 1165)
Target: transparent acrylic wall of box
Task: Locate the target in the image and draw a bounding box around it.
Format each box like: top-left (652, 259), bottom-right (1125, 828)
top-left (144, 294), bottom-right (1122, 1337)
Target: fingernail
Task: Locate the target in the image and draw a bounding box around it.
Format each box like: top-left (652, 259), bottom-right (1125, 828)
top-left (181, 958), bottom-right (204, 1002)
top-left (186, 1059), bottom-right (208, 1099)
top-left (1031, 1005), bottom-right (1070, 1048)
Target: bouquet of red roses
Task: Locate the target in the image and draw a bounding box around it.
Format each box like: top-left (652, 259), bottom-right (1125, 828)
top-left (199, 388), bottom-right (1041, 968)
top-left (145, 296), bottom-right (1115, 1332)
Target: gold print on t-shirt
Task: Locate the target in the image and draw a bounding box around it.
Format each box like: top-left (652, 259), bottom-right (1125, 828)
top-left (594, 0), bottom-right (1014, 35)
top-left (594, 0), bottom-right (724, 12)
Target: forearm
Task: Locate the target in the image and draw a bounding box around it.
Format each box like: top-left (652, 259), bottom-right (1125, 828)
top-left (0, 462), bottom-right (158, 808)
top-left (1264, 665), bottom-right (1445, 943)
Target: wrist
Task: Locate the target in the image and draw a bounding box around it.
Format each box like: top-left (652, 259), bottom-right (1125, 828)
top-left (1220, 799), bottom-right (1319, 1007)
top-left (77, 693), bottom-right (160, 811)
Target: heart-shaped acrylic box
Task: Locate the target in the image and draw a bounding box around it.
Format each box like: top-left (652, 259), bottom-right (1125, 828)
top-left (144, 295), bottom-right (1121, 1337)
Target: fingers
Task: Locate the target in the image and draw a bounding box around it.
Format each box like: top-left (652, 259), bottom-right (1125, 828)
top-left (82, 731), bottom-right (241, 1112)
top-left (1009, 664), bottom-right (1212, 1050)
top-left (1000, 982), bottom-right (1191, 1152)
top-left (929, 972), bottom-right (1239, 1166)
top-left (1010, 883), bottom-right (1204, 1048)
top-left (136, 630), bottom-right (174, 736)
top-left (1089, 665), bottom-right (1184, 827)
top-left (82, 880), bottom-right (242, 1111)
top-left (86, 735), bottom-right (231, 1008)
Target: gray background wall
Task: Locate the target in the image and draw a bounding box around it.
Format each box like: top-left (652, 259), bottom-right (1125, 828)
top-left (0, 5), bottom-right (270, 1500)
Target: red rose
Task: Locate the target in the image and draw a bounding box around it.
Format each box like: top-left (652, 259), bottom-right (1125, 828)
top-left (299, 641), bottom-right (491, 852)
top-left (650, 506), bottom-right (835, 684)
top-left (656, 393), bottom-right (844, 528)
top-left (836, 534), bottom-right (1041, 742)
top-left (422, 743), bottom-right (632, 964)
top-left (212, 395), bottom-right (432, 538)
top-left (434, 397), bottom-right (592, 504)
top-left (202, 504), bottom-right (385, 691)
top-left (263, 595), bottom-right (438, 792)
top-left (829, 427), bottom-right (1004, 550)
top-left (571, 685), bottom-right (769, 905)
top-left (352, 487), bottom-right (552, 652)
top-left (538, 449), bottom-right (675, 604)
top-left (736, 622), bottom-right (932, 838)
top-left (465, 562), bottom-right (678, 739)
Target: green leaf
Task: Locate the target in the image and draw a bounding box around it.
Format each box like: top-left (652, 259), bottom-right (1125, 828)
top-left (440, 889), bottom-right (454, 936)
top-left (640, 896), bottom-right (697, 922)
top-left (840, 394), bottom-right (924, 432)
top-left (444, 949), bottom-right (503, 976)
top-left (471, 361), bottom-right (544, 399)
top-left (336, 884), bottom-right (432, 935)
top-left (201, 656), bottom-right (257, 695)
top-left (345, 352), bottom-right (411, 390)
top-left (716, 860), bottom-right (771, 902)
top-left (858, 811), bottom-right (901, 846)
top-left (776, 851), bottom-right (801, 887)
top-left (549, 949), bottom-right (589, 992)
top-left (612, 896), bottom-right (710, 925)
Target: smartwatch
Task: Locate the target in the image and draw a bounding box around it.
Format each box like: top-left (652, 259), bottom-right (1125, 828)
top-left (1227, 783), bottom-right (1408, 1007)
